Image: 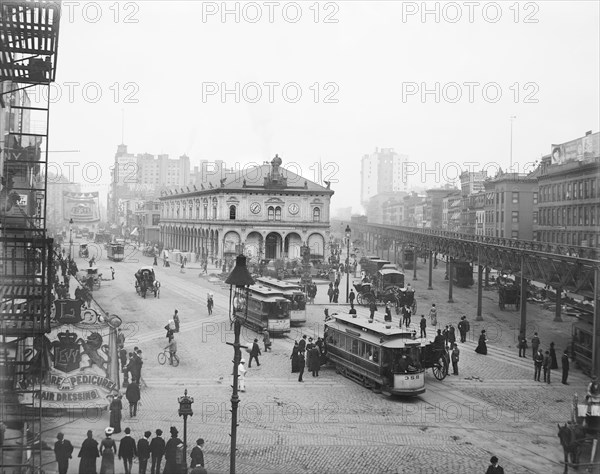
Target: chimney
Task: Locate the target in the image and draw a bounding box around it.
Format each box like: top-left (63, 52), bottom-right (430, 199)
top-left (586, 130), bottom-right (592, 136)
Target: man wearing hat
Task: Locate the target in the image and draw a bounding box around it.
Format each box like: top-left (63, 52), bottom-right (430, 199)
top-left (118, 427), bottom-right (137, 474)
top-left (163, 427), bottom-right (182, 474)
top-left (149, 429), bottom-right (165, 474)
top-left (137, 430), bottom-right (152, 474)
top-left (190, 438), bottom-right (205, 468)
top-left (485, 455), bottom-right (504, 473)
top-left (54, 432), bottom-right (74, 474)
top-left (248, 339), bottom-right (261, 368)
top-left (238, 359), bottom-right (247, 392)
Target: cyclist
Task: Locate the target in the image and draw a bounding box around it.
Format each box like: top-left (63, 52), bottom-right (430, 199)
top-left (164, 337), bottom-right (178, 365)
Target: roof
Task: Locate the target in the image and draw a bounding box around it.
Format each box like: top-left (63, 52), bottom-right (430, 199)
top-left (328, 311), bottom-right (415, 338)
top-left (256, 277), bottom-right (302, 290)
top-left (378, 269), bottom-right (404, 276)
top-left (138, 266), bottom-right (154, 272)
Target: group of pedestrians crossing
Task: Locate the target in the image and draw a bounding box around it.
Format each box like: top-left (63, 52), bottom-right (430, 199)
top-left (290, 334), bottom-right (327, 382)
top-left (520, 332), bottom-right (569, 384)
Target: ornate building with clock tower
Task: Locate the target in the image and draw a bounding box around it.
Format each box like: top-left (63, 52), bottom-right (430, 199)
top-left (158, 155), bottom-right (334, 262)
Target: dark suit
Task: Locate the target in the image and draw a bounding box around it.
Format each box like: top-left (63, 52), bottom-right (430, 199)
top-left (137, 437), bottom-right (151, 474)
top-left (298, 339), bottom-right (306, 353)
top-left (149, 436), bottom-right (165, 474)
top-left (118, 435), bottom-right (137, 474)
top-left (190, 445), bottom-right (204, 468)
top-left (562, 353), bottom-right (570, 384)
top-left (249, 342), bottom-right (261, 367)
top-left (54, 439), bottom-right (74, 474)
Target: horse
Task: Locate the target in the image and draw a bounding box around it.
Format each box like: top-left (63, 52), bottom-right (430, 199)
top-left (153, 280), bottom-right (161, 298)
top-left (558, 422), bottom-right (585, 473)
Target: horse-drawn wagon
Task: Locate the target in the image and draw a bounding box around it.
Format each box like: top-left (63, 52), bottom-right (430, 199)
top-left (498, 280), bottom-right (520, 310)
top-left (135, 266), bottom-right (160, 298)
top-left (420, 343), bottom-right (448, 381)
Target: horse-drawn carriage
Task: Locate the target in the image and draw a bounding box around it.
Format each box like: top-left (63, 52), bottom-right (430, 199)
top-left (79, 243), bottom-right (89, 259)
top-left (354, 268), bottom-right (416, 313)
top-left (420, 343), bottom-right (448, 381)
top-left (142, 246), bottom-right (157, 257)
top-left (498, 279), bottom-right (520, 310)
top-left (135, 266), bottom-right (160, 298)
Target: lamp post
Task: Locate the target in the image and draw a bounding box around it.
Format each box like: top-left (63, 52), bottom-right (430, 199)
top-left (177, 389), bottom-right (194, 471)
top-left (69, 218), bottom-right (73, 258)
top-left (225, 255), bottom-right (255, 474)
top-left (345, 225), bottom-right (351, 303)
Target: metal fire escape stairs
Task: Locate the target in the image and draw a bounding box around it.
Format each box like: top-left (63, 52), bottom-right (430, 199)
top-left (0, 1), bottom-right (61, 472)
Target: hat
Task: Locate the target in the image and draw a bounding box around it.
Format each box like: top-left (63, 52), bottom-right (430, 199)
top-left (105, 427), bottom-right (114, 435)
top-left (156, 429), bottom-right (163, 436)
top-left (490, 456), bottom-right (498, 464)
top-left (240, 359), bottom-right (246, 364)
top-left (309, 337), bottom-right (313, 342)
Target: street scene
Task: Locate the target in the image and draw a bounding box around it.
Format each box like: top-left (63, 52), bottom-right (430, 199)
top-left (1, 2), bottom-right (599, 474)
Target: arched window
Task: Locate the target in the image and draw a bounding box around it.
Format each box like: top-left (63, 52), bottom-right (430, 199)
top-left (268, 206), bottom-right (274, 221)
top-left (229, 205), bottom-right (236, 220)
top-left (275, 206), bottom-right (281, 221)
top-left (212, 198), bottom-right (218, 219)
top-left (203, 199), bottom-right (208, 219)
top-left (313, 207), bottom-right (321, 222)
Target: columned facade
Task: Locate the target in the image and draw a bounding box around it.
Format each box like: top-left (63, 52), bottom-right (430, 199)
top-left (158, 156), bottom-right (334, 262)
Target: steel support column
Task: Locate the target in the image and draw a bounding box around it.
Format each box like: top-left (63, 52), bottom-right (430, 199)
top-left (476, 263), bottom-right (483, 321)
top-left (428, 250), bottom-right (433, 290)
top-left (554, 286), bottom-right (563, 322)
top-left (519, 255), bottom-right (527, 336)
top-left (448, 258), bottom-right (454, 303)
top-left (413, 249), bottom-right (418, 281)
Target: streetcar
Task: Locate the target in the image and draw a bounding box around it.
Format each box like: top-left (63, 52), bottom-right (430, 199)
top-left (325, 309), bottom-right (441, 397)
top-left (107, 243), bottom-right (125, 262)
top-left (255, 276), bottom-right (307, 326)
top-left (452, 261), bottom-right (474, 287)
top-left (244, 285), bottom-right (291, 336)
top-left (571, 311), bottom-right (594, 375)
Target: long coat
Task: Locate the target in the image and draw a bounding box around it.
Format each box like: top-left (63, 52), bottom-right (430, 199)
top-left (475, 334), bottom-right (488, 355)
top-left (78, 438), bottom-right (99, 474)
top-left (309, 347), bottom-right (321, 372)
top-left (290, 345), bottom-right (301, 373)
top-left (109, 398), bottom-right (122, 434)
top-left (125, 383), bottom-right (140, 404)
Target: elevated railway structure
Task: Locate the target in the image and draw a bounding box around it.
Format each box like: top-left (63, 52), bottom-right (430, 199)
top-left (1, 1), bottom-right (62, 472)
top-left (332, 219), bottom-right (600, 375)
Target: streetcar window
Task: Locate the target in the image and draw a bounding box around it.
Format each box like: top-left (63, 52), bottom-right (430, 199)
top-left (351, 339), bottom-right (359, 355)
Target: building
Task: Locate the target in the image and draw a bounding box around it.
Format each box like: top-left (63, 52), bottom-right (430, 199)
top-left (159, 155), bottom-right (334, 262)
top-left (401, 192), bottom-right (426, 227)
top-left (460, 171), bottom-right (487, 234)
top-left (425, 188), bottom-right (457, 229)
top-left (442, 190), bottom-right (461, 231)
top-left (534, 131), bottom-right (600, 247)
top-left (484, 172), bottom-right (538, 240)
top-left (189, 160), bottom-right (226, 186)
top-left (361, 148), bottom-right (409, 206)
top-left (46, 172), bottom-right (81, 235)
top-left (133, 199), bottom-right (161, 243)
top-left (366, 191), bottom-right (406, 225)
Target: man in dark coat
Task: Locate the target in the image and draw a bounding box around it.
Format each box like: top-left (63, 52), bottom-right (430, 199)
top-left (420, 315), bottom-right (427, 338)
top-left (369, 301), bottom-right (377, 321)
top-left (118, 427), bottom-right (137, 474)
top-left (126, 381), bottom-right (141, 417)
top-left (562, 349), bottom-right (570, 385)
top-left (149, 429), bottom-right (165, 474)
top-left (518, 333), bottom-right (528, 358)
top-left (137, 431), bottom-right (151, 474)
top-left (534, 349), bottom-right (544, 381)
top-left (298, 335), bottom-right (307, 353)
top-left (309, 345), bottom-right (321, 377)
top-left (434, 329), bottom-right (445, 348)
top-left (248, 338), bottom-right (261, 367)
top-left (163, 427), bottom-right (183, 474)
top-left (190, 438), bottom-right (205, 468)
top-left (348, 289), bottom-right (355, 306)
top-left (543, 350), bottom-right (552, 384)
top-left (54, 432), bottom-right (74, 474)
top-left (298, 352), bottom-right (305, 382)
top-left (531, 332), bottom-right (540, 359)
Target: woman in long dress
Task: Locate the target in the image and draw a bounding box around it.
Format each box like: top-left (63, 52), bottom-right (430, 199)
top-left (78, 430), bottom-right (99, 474)
top-left (549, 342), bottom-right (559, 369)
top-left (475, 330), bottom-right (488, 355)
top-left (99, 428), bottom-right (117, 474)
top-left (108, 395), bottom-right (122, 434)
top-left (290, 342), bottom-right (300, 373)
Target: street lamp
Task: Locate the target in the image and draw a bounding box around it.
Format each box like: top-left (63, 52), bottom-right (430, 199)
top-left (177, 389), bottom-right (194, 471)
top-left (345, 225), bottom-right (351, 303)
top-left (69, 218), bottom-right (73, 258)
top-left (225, 255), bottom-right (255, 474)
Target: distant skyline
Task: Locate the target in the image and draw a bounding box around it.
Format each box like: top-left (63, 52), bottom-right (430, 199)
top-left (46, 1), bottom-right (599, 214)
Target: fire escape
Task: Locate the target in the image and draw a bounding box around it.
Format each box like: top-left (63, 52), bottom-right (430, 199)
top-left (0, 1), bottom-right (61, 472)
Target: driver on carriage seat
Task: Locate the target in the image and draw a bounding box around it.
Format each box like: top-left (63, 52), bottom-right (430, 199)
top-left (586, 376), bottom-right (600, 407)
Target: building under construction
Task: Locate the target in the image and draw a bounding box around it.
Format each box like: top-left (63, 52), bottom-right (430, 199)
top-left (1, 1), bottom-right (61, 472)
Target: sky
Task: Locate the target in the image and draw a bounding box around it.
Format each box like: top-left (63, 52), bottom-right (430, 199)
top-left (45, 0), bottom-right (600, 214)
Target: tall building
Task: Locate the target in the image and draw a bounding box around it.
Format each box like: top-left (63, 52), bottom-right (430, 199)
top-left (442, 190), bottom-right (462, 231)
top-left (46, 173), bottom-right (81, 234)
top-left (361, 148), bottom-right (409, 206)
top-left (534, 131), bottom-right (600, 247)
top-left (460, 171), bottom-right (487, 234)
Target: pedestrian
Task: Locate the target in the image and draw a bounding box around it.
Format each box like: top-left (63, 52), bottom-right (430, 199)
top-left (369, 301), bottom-right (377, 321)
top-left (298, 335), bottom-right (307, 353)
top-left (118, 427), bottom-right (137, 474)
top-left (310, 344), bottom-right (321, 377)
top-left (428, 304), bottom-right (437, 328)
top-left (384, 302), bottom-right (392, 322)
top-left (306, 337), bottom-right (315, 368)
top-left (163, 427), bottom-right (182, 474)
top-left (290, 341), bottom-right (301, 373)
top-left (149, 429), bottom-right (165, 474)
top-left (448, 324), bottom-right (456, 346)
top-left (110, 267), bottom-right (115, 280)
top-left (190, 438), bottom-right (205, 469)
top-left (518, 333), bottom-right (528, 358)
top-left (298, 351), bottom-right (305, 382)
top-left (180, 261), bottom-right (185, 273)
top-left (420, 315), bottom-right (427, 338)
top-left (99, 427), bottom-right (117, 474)
top-left (562, 349), bottom-right (570, 385)
top-left (451, 343), bottom-right (460, 375)
top-left (109, 394), bottom-right (122, 434)
top-left (173, 310), bottom-right (180, 333)
top-left (485, 455), bottom-right (505, 474)
top-left (262, 328), bottom-right (271, 352)
top-left (549, 342), bottom-right (558, 369)
top-left (434, 329), bottom-right (445, 348)
top-left (125, 381), bottom-right (140, 417)
top-left (153, 255), bottom-right (158, 266)
top-left (248, 338), bottom-right (261, 367)
top-left (534, 348), bottom-right (544, 381)
top-left (54, 432), bottom-right (74, 474)
top-left (137, 431), bottom-right (151, 474)
top-left (78, 430), bottom-right (99, 474)
top-left (442, 325), bottom-right (450, 350)
top-left (327, 283), bottom-right (334, 303)
top-left (238, 359), bottom-right (247, 392)
top-left (207, 296), bottom-right (213, 315)
top-left (117, 328), bottom-right (126, 350)
top-left (475, 330), bottom-right (488, 355)
top-left (349, 289), bottom-right (355, 306)
top-left (543, 350), bottom-right (552, 384)
top-left (531, 332), bottom-right (540, 359)
top-left (333, 286), bottom-right (339, 303)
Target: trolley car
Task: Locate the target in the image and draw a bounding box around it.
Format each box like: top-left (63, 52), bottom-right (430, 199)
top-left (325, 310), bottom-right (442, 396)
top-left (256, 276), bottom-right (307, 326)
top-left (244, 285), bottom-right (291, 336)
top-left (452, 261), bottom-right (474, 288)
top-left (107, 243), bottom-right (125, 262)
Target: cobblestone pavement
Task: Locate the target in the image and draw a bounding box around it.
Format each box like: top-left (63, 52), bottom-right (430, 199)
top-left (39, 252), bottom-right (595, 473)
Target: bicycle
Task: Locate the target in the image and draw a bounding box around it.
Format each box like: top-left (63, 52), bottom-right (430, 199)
top-left (157, 349), bottom-right (180, 367)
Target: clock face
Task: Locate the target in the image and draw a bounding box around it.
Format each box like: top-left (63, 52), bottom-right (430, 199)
top-left (250, 202), bottom-right (261, 214)
top-left (288, 203), bottom-right (299, 215)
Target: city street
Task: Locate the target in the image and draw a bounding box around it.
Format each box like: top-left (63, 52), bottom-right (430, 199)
top-left (41, 243), bottom-right (589, 474)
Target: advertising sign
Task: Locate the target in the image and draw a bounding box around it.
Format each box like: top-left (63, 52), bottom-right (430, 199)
top-left (18, 305), bottom-right (120, 408)
top-left (551, 132), bottom-right (600, 165)
top-left (63, 191), bottom-right (101, 223)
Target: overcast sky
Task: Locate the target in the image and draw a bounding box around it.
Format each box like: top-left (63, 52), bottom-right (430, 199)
top-left (47, 1), bottom-right (599, 213)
